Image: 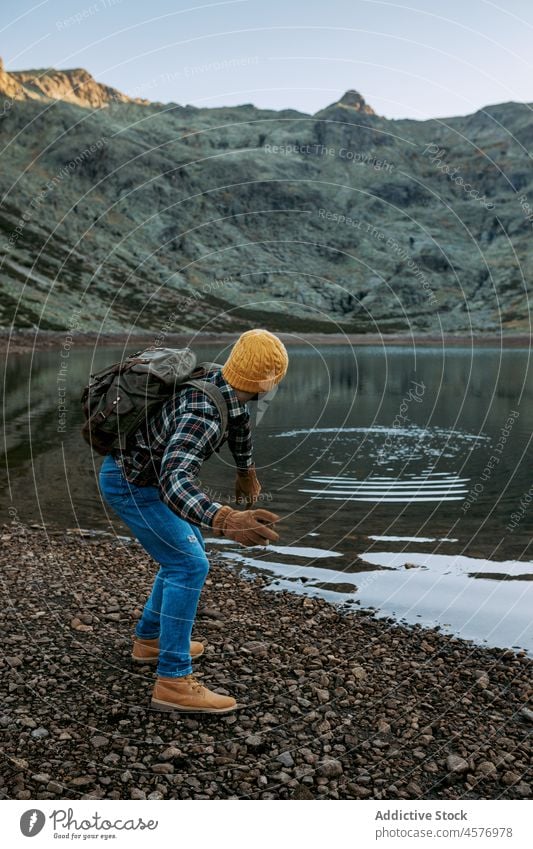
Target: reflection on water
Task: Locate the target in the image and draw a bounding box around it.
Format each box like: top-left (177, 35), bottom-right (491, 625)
top-left (1, 342), bottom-right (532, 652)
top-left (207, 543), bottom-right (533, 654)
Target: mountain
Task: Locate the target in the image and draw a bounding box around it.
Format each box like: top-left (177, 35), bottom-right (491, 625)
top-left (0, 61), bottom-right (531, 334)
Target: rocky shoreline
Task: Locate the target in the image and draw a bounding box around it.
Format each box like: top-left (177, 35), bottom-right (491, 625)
top-left (1, 329), bottom-right (531, 355)
top-left (1, 527), bottom-right (531, 801)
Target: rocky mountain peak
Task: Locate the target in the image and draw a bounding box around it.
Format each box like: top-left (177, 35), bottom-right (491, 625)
top-left (0, 59), bottom-right (146, 108)
top-left (314, 89), bottom-right (377, 119)
top-left (337, 89), bottom-right (375, 114)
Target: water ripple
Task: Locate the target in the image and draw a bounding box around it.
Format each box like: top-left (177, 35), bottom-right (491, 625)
top-left (300, 472), bottom-right (469, 503)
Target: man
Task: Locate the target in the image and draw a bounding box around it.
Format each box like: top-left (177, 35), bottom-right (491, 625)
top-left (98, 329), bottom-right (288, 714)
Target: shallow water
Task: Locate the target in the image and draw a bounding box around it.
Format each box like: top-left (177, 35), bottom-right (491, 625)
top-left (1, 342), bottom-right (532, 652)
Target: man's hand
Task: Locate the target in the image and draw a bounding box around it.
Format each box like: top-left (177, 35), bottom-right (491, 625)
top-left (213, 505), bottom-right (280, 547)
top-left (235, 465), bottom-right (261, 507)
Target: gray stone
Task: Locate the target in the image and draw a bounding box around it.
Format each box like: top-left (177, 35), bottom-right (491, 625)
top-left (152, 763), bottom-right (174, 774)
top-left (476, 761), bottom-right (497, 776)
top-left (276, 751), bottom-right (295, 768)
top-left (446, 755), bottom-right (469, 774)
top-left (352, 666), bottom-right (367, 680)
top-left (318, 759), bottom-right (343, 778)
top-left (31, 727), bottom-right (49, 739)
top-left (131, 788), bottom-right (146, 799)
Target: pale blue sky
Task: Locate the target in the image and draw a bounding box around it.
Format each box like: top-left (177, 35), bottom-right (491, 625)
top-left (2, 0), bottom-right (532, 119)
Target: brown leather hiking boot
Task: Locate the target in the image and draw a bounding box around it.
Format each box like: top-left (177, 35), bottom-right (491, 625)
top-left (151, 674), bottom-right (238, 714)
top-left (131, 636), bottom-right (205, 664)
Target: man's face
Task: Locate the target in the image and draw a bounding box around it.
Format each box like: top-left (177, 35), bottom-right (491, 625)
top-left (237, 386), bottom-right (279, 425)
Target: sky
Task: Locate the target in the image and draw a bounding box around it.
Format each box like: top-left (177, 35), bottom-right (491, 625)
top-left (1, 0), bottom-right (532, 119)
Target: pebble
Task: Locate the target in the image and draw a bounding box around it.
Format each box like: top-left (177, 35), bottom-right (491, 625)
top-left (160, 746), bottom-right (182, 761)
top-left (476, 761), bottom-right (497, 776)
top-left (131, 788), bottom-right (146, 799)
top-left (70, 618), bottom-right (92, 632)
top-left (276, 752), bottom-right (295, 768)
top-left (318, 759), bottom-right (343, 778)
top-left (446, 755), bottom-right (469, 774)
top-left (69, 776), bottom-right (94, 787)
top-left (315, 688), bottom-right (330, 704)
top-left (1, 527), bottom-right (530, 802)
top-left (47, 781), bottom-right (64, 794)
top-left (31, 727), bottom-right (49, 740)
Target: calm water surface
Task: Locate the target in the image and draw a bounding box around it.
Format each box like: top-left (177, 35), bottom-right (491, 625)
top-left (1, 343), bottom-right (532, 653)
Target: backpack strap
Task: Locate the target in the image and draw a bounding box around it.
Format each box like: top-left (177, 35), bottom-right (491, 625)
top-left (184, 378), bottom-right (229, 450)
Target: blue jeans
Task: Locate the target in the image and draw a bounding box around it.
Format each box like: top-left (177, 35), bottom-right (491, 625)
top-left (98, 455), bottom-right (210, 678)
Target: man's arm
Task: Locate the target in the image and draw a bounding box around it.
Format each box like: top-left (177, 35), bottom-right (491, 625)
top-left (228, 409), bottom-right (262, 506)
top-left (158, 401), bottom-right (223, 528)
top-left (227, 409), bottom-right (254, 470)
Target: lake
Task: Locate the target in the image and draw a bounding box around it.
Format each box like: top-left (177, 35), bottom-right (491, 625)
top-left (1, 341), bottom-right (532, 653)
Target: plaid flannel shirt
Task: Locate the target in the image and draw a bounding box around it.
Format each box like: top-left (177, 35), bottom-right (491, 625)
top-left (113, 368), bottom-right (254, 528)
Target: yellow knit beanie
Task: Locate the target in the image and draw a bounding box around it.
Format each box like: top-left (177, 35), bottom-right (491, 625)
top-left (222, 329), bottom-right (289, 393)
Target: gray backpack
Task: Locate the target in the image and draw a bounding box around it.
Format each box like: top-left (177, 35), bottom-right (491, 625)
top-left (81, 347), bottom-right (228, 455)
